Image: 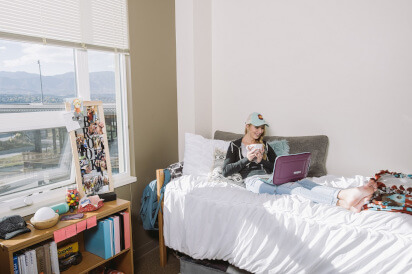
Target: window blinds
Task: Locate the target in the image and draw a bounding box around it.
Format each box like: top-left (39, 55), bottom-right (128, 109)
top-left (0, 0), bottom-right (129, 51)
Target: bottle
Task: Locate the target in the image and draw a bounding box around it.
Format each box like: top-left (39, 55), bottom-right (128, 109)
top-left (50, 202), bottom-right (69, 215)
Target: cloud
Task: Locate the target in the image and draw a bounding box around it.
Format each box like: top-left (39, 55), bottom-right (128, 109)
top-left (2, 44), bottom-right (74, 75)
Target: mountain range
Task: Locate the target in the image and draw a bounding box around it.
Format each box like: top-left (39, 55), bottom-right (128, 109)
top-left (0, 71), bottom-right (115, 95)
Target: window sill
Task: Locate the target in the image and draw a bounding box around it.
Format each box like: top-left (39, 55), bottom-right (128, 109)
top-left (0, 174), bottom-right (137, 218)
top-left (113, 174), bottom-right (137, 188)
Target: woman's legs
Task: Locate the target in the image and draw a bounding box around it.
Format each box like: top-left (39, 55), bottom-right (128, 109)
top-left (275, 179), bottom-right (340, 205)
top-left (245, 176), bottom-right (276, 194)
top-left (245, 176), bottom-right (377, 212)
top-left (276, 178), bottom-right (376, 211)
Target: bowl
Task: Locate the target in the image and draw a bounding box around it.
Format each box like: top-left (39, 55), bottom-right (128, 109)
top-left (30, 213), bottom-right (59, 230)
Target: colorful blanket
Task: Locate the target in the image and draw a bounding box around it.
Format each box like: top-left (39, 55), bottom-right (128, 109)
top-left (362, 170), bottom-right (412, 215)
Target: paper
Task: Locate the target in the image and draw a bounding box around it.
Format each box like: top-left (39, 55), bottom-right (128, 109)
top-left (53, 229), bottom-right (66, 243)
top-left (65, 224), bottom-right (77, 238)
top-left (62, 111), bottom-right (81, 132)
top-left (76, 220), bottom-right (87, 233)
top-left (87, 216), bottom-right (97, 228)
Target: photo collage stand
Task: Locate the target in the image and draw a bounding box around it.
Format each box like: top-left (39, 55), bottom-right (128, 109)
top-left (65, 100), bottom-right (114, 198)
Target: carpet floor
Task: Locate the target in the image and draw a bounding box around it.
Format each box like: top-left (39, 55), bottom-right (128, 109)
top-left (135, 247), bottom-right (181, 274)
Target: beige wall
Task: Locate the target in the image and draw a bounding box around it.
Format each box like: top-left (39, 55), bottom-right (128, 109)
top-left (127, 0), bottom-right (178, 262)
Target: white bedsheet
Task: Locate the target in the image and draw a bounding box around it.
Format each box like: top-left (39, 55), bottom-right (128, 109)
top-left (163, 175), bottom-right (412, 274)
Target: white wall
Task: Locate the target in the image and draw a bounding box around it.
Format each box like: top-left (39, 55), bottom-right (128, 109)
top-left (176, 0), bottom-right (212, 159)
top-left (177, 0), bottom-right (412, 176)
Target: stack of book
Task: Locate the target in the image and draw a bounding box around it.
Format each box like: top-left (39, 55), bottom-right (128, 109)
top-left (13, 241), bottom-right (60, 274)
top-left (84, 211), bottom-right (130, 259)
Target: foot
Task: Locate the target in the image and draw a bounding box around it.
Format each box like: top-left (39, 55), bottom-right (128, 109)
top-left (364, 179), bottom-right (378, 192)
top-left (338, 186), bottom-right (374, 209)
top-left (349, 194), bottom-right (373, 213)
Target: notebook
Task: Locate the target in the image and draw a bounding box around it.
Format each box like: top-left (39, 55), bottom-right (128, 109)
top-left (84, 220), bottom-right (113, 260)
top-left (260, 152), bottom-right (311, 185)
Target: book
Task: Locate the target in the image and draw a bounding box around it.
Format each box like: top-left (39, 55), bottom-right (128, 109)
top-left (84, 220), bottom-right (113, 259)
top-left (24, 251), bottom-right (31, 274)
top-left (113, 216), bottom-right (121, 254)
top-left (13, 254), bottom-right (19, 274)
top-left (35, 246), bottom-right (46, 274)
top-left (115, 213), bottom-right (125, 250)
top-left (108, 216), bottom-right (121, 255)
top-left (120, 212), bottom-right (130, 249)
top-left (49, 241), bottom-right (60, 274)
top-left (30, 249), bottom-right (38, 274)
top-left (57, 242), bottom-right (79, 259)
top-left (17, 254), bottom-right (25, 274)
top-left (107, 218), bottom-right (114, 257)
top-left (43, 243), bottom-right (52, 274)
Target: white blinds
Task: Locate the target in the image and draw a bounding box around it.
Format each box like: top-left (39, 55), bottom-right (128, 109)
top-left (0, 0), bottom-right (129, 51)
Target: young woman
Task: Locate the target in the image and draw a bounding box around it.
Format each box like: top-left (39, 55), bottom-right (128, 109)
top-left (222, 112), bottom-right (376, 213)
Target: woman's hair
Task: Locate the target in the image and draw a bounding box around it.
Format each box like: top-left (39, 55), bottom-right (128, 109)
top-left (245, 124), bottom-right (267, 160)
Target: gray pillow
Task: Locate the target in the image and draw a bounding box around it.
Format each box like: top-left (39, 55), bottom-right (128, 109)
top-left (214, 130), bottom-right (329, 177)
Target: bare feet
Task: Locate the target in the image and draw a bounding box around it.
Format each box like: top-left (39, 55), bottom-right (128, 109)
top-left (337, 186), bottom-right (374, 211)
top-left (349, 194), bottom-right (373, 213)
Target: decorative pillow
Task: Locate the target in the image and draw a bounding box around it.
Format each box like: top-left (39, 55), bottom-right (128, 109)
top-left (268, 139), bottom-right (290, 156)
top-left (182, 133), bottom-right (230, 176)
top-left (209, 147), bottom-right (244, 187)
top-left (167, 161), bottom-right (184, 180)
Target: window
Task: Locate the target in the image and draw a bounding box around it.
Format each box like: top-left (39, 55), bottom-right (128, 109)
top-left (0, 38), bottom-right (133, 217)
top-left (0, 40), bottom-right (77, 106)
top-left (0, 128), bottom-right (72, 197)
top-left (0, 39), bottom-right (76, 207)
top-left (88, 50), bottom-right (126, 174)
top-left (0, 0), bottom-right (132, 217)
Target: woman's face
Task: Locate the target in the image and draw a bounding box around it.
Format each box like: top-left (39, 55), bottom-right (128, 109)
top-left (247, 124), bottom-right (265, 140)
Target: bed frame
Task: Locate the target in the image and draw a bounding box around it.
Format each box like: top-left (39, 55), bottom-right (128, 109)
top-left (156, 169), bottom-right (167, 267)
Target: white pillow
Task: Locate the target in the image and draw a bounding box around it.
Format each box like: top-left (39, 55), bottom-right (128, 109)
top-left (182, 133), bottom-right (230, 176)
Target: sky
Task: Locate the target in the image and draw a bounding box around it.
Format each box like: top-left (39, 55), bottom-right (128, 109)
top-left (0, 39), bottom-right (115, 76)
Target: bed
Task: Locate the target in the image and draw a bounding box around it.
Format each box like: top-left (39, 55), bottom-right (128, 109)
top-left (156, 131), bottom-right (412, 273)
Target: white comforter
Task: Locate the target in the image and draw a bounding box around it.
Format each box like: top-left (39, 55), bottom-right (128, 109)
top-left (163, 175), bottom-right (412, 274)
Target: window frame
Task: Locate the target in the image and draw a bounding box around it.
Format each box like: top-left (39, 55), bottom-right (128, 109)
top-left (0, 41), bottom-right (135, 218)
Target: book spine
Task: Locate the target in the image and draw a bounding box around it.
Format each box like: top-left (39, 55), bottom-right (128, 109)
top-left (121, 212), bottom-right (131, 249)
top-left (30, 250), bottom-right (38, 274)
top-left (114, 216), bottom-right (121, 254)
top-left (18, 254), bottom-right (24, 274)
top-left (23, 252), bottom-right (29, 274)
top-left (116, 213), bottom-right (125, 251)
top-left (13, 255), bottom-right (19, 274)
top-left (24, 251), bottom-right (30, 274)
top-left (35, 246), bottom-right (46, 274)
top-left (49, 241), bottom-right (60, 274)
top-left (43, 243), bottom-right (52, 274)
top-left (108, 219), bottom-right (114, 257)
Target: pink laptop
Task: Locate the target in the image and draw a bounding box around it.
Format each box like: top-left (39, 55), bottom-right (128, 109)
top-left (269, 152), bottom-right (311, 185)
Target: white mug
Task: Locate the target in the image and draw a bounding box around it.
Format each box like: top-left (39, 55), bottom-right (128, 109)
top-left (247, 143), bottom-right (263, 151)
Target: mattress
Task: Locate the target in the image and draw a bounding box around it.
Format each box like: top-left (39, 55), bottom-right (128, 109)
top-left (163, 175), bottom-right (412, 274)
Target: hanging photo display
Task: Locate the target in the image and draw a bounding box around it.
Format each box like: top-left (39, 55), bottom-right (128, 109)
top-left (65, 100), bottom-right (114, 197)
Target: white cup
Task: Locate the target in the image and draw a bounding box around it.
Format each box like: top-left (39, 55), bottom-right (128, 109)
top-left (247, 143), bottom-right (263, 151)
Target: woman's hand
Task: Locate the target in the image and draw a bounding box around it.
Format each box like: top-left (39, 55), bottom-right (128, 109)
top-left (254, 148), bottom-right (264, 163)
top-left (246, 147), bottom-right (257, 162)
